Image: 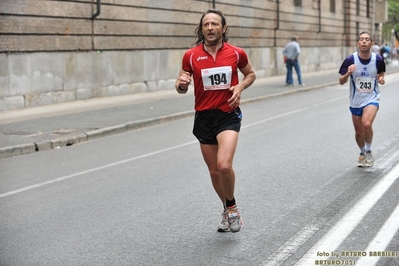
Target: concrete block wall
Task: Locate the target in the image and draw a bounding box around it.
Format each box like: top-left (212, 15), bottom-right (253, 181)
top-left (0, 50), bottom-right (183, 110)
top-left (0, 46), bottom-right (348, 111)
top-left (0, 0), bottom-right (380, 111)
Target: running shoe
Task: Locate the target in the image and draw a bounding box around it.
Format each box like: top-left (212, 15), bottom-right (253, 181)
top-left (217, 211), bottom-right (230, 232)
top-left (227, 205), bottom-right (243, 233)
top-left (364, 151), bottom-right (374, 167)
top-left (357, 153), bottom-right (366, 167)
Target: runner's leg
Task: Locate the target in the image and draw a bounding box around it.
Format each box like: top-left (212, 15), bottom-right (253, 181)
top-left (200, 143), bottom-right (226, 203)
top-left (216, 130), bottom-right (239, 201)
top-left (362, 104), bottom-right (378, 145)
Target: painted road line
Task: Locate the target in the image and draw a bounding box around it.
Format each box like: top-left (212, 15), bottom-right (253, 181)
top-left (1, 97), bottom-right (346, 199)
top-left (294, 162), bottom-right (399, 266)
top-left (356, 202), bottom-right (399, 265)
top-left (262, 145), bottom-right (399, 266)
top-left (0, 141), bottom-right (196, 198)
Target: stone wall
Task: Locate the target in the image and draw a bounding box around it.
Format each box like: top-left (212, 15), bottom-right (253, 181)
top-left (0, 0), bottom-right (378, 111)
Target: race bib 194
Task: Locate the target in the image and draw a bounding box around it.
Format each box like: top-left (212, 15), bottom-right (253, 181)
top-left (201, 66), bottom-right (232, 90)
top-left (356, 77), bottom-right (375, 93)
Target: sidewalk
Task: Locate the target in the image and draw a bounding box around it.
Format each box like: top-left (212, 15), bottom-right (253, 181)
top-left (1, 65), bottom-right (399, 159)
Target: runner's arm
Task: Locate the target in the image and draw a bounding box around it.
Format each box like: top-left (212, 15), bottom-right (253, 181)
top-left (175, 69), bottom-right (191, 94)
top-left (227, 61), bottom-right (256, 108)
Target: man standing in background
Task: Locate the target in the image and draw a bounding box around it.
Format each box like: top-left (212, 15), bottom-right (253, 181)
top-left (371, 42), bottom-right (380, 54)
top-left (283, 36), bottom-right (304, 87)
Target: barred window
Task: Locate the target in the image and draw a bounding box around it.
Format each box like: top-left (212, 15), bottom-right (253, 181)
top-left (330, 0), bottom-right (336, 12)
top-left (366, 0), bottom-right (370, 18)
top-left (294, 0), bottom-right (302, 7)
top-left (313, 0), bottom-right (319, 9)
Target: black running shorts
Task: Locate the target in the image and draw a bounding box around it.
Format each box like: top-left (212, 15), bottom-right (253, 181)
top-left (192, 107), bottom-right (242, 145)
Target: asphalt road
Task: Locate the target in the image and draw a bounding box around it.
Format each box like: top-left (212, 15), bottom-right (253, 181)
top-left (1, 74), bottom-right (399, 266)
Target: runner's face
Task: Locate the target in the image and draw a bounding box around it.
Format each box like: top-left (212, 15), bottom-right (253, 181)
top-left (357, 34), bottom-right (372, 52)
top-left (202, 13), bottom-right (226, 45)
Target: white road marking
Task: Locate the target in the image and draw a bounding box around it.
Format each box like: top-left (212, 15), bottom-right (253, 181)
top-left (0, 141), bottom-right (196, 198)
top-left (356, 202), bottom-right (399, 265)
top-left (0, 96), bottom-right (346, 199)
top-left (262, 223), bottom-right (322, 266)
top-left (294, 161), bottom-right (399, 266)
top-left (243, 96), bottom-right (346, 129)
top-left (2, 87), bottom-right (399, 263)
top-left (262, 148), bottom-right (399, 266)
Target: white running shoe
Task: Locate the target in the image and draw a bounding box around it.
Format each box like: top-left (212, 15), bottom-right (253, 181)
top-left (364, 151), bottom-right (374, 167)
top-left (357, 153), bottom-right (366, 167)
top-left (217, 211), bottom-right (230, 232)
top-left (227, 205), bottom-right (243, 233)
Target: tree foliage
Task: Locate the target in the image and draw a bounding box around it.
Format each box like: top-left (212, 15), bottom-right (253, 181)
top-left (383, 0), bottom-right (399, 43)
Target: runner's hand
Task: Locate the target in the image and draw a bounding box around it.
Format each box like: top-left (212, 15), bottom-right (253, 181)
top-left (177, 72), bottom-right (191, 91)
top-left (377, 75), bottom-right (385, 85)
top-left (347, 64), bottom-right (356, 75)
top-left (228, 85), bottom-right (242, 108)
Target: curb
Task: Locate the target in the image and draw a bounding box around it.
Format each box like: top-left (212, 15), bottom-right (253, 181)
top-left (0, 83), bottom-right (337, 159)
top-left (0, 73), bottom-right (395, 160)
top-left (0, 110), bottom-right (196, 159)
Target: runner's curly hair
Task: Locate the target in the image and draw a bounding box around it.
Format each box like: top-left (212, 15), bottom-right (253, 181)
top-left (194, 9), bottom-right (229, 45)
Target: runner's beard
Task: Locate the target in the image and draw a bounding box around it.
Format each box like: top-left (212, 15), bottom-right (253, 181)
top-left (205, 34), bottom-right (222, 46)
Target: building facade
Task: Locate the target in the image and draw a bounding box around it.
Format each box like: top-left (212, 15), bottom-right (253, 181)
top-left (0, 0), bottom-right (387, 111)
